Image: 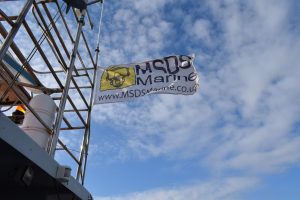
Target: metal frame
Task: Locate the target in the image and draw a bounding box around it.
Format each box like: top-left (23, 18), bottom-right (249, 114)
top-left (0, 0), bottom-right (101, 185)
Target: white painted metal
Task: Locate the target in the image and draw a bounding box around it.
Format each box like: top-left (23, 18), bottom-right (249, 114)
top-left (22, 94), bottom-right (56, 149)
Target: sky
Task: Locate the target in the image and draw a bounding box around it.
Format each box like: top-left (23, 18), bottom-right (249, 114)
top-left (1, 0), bottom-right (300, 199)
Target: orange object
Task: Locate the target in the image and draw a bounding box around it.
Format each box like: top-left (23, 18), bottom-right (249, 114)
top-left (16, 105), bottom-right (26, 113)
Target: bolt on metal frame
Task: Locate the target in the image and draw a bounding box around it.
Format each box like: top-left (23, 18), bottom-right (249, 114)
top-left (0, 0), bottom-right (102, 184)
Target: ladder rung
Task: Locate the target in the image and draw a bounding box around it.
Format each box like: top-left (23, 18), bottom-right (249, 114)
top-left (73, 73), bottom-right (88, 77)
top-left (60, 126), bottom-right (86, 130)
top-left (64, 109), bottom-right (88, 112)
top-left (69, 86), bottom-right (92, 89)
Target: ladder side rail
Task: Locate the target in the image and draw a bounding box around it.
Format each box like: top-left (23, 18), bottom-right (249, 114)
top-left (0, 9), bottom-right (14, 26)
top-left (54, 2), bottom-right (94, 84)
top-left (80, 0), bottom-right (105, 184)
top-left (33, 2), bottom-right (69, 71)
top-left (38, 3), bottom-right (91, 110)
top-left (0, 23), bottom-right (42, 85)
top-left (50, 9), bottom-right (87, 156)
top-left (0, 0), bottom-right (34, 61)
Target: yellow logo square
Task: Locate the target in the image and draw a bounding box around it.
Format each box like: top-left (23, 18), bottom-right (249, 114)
top-left (100, 66), bottom-right (136, 91)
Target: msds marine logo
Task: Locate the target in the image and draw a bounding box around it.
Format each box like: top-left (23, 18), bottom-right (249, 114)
top-left (100, 66), bottom-right (136, 91)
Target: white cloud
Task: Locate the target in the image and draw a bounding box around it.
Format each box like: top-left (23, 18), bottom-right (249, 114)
top-left (133, 0), bottom-right (173, 15)
top-left (197, 0), bottom-right (300, 173)
top-left (93, 0), bottom-right (300, 175)
top-left (94, 177), bottom-right (258, 200)
top-left (99, 0), bottom-right (175, 66)
top-left (189, 19), bottom-right (212, 45)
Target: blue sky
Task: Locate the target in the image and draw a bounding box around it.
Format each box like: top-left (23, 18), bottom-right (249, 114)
top-left (87, 0), bottom-right (300, 199)
top-left (1, 0), bottom-right (300, 199)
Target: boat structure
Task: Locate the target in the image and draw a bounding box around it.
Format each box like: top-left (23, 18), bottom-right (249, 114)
top-left (0, 0), bottom-right (104, 199)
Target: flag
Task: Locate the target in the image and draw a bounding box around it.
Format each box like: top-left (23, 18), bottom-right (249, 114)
top-left (93, 55), bottom-right (199, 104)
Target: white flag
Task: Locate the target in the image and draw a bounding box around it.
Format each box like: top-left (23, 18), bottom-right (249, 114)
top-left (93, 55), bottom-right (199, 104)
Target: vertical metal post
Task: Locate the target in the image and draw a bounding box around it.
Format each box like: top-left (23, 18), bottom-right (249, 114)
top-left (50, 9), bottom-right (86, 156)
top-left (76, 0), bottom-right (104, 183)
top-left (0, 0), bottom-right (33, 61)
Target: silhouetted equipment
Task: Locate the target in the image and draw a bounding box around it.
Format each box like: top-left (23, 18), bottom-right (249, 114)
top-left (63, 0), bottom-right (87, 13)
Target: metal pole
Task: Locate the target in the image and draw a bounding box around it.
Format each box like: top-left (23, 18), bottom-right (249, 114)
top-left (50, 9), bottom-right (86, 156)
top-left (0, 0), bottom-right (33, 61)
top-left (76, 0), bottom-right (104, 183)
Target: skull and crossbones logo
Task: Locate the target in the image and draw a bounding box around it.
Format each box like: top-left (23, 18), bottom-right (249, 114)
top-left (106, 67), bottom-right (131, 88)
